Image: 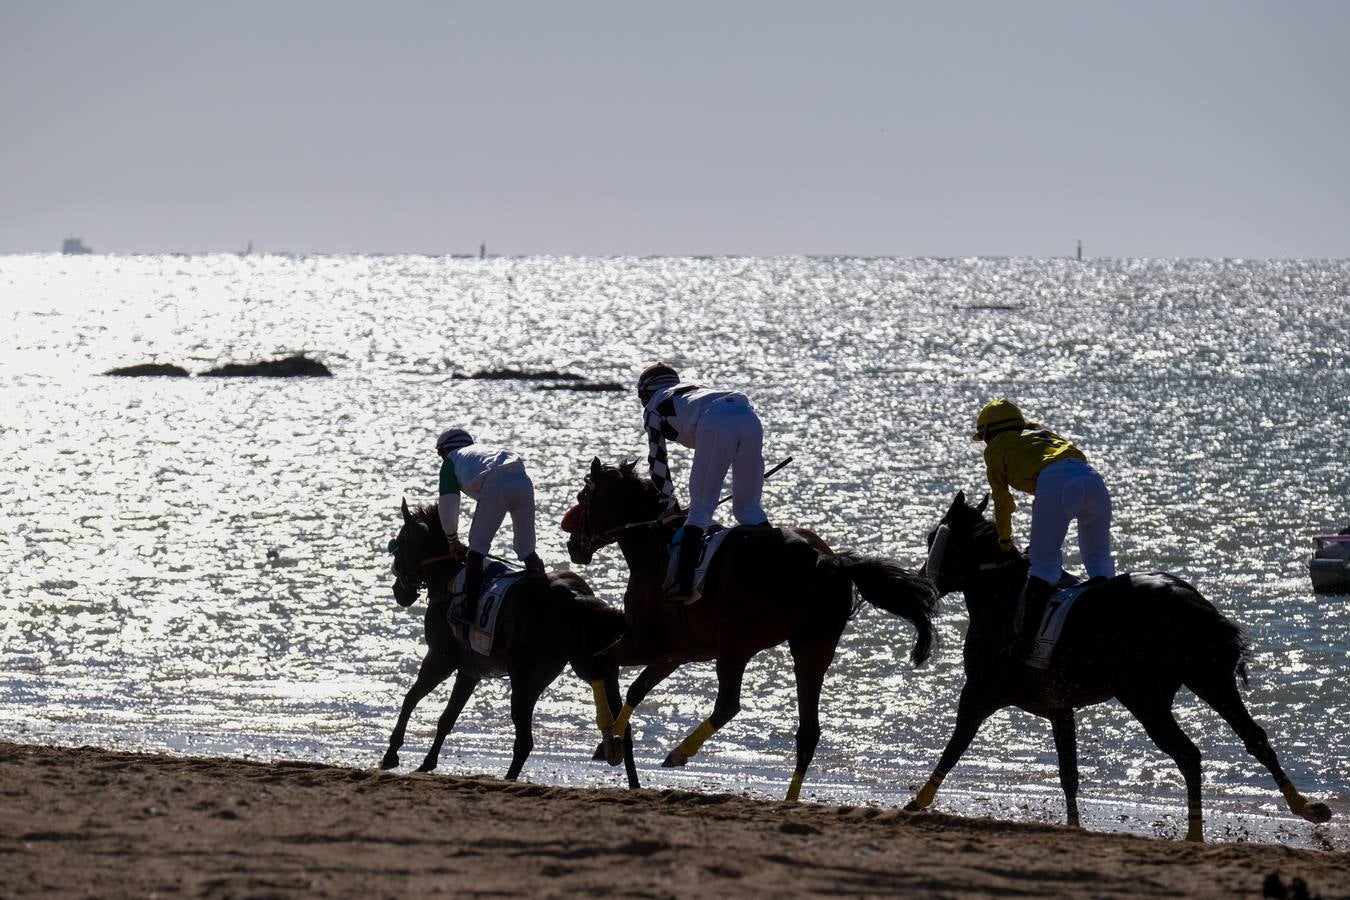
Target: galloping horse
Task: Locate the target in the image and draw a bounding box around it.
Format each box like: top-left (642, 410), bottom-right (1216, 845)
top-left (384, 500), bottom-right (638, 787)
top-left (907, 490), bottom-right (1332, 841)
top-left (561, 457), bottom-right (938, 800)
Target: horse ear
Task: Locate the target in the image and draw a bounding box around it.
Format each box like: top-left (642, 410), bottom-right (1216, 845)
top-left (946, 490), bottom-right (966, 516)
top-left (590, 457), bottom-right (603, 477)
top-left (620, 456), bottom-right (637, 474)
top-left (401, 497), bottom-right (412, 524)
top-left (975, 493), bottom-right (990, 514)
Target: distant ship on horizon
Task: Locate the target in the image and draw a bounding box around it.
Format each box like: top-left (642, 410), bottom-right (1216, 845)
top-left (62, 236), bottom-right (93, 255)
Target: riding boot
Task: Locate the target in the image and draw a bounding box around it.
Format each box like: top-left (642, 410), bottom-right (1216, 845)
top-left (664, 525), bottom-right (705, 605)
top-left (452, 551), bottom-right (485, 627)
top-left (522, 552), bottom-right (545, 574)
top-left (1012, 576), bottom-right (1055, 659)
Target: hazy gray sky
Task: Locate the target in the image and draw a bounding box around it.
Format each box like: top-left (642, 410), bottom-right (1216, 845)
top-left (3, 1), bottom-right (1347, 257)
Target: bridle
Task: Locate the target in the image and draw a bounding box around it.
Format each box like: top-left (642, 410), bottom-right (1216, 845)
top-left (921, 513), bottom-right (1019, 596)
top-left (569, 472), bottom-right (669, 556)
top-left (390, 523), bottom-right (456, 592)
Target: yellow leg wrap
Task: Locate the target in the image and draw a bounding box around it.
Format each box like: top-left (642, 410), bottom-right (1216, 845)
top-left (611, 704), bottom-right (635, 739)
top-left (914, 773), bottom-right (944, 809)
top-left (786, 771), bottom-right (805, 803)
top-left (675, 719), bottom-right (717, 758)
top-left (1280, 781), bottom-right (1308, 815)
top-left (590, 681), bottom-right (613, 732)
top-left (1186, 805), bottom-right (1204, 843)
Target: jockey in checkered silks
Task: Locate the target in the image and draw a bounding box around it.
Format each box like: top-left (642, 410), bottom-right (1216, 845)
top-left (637, 362), bottom-right (771, 605)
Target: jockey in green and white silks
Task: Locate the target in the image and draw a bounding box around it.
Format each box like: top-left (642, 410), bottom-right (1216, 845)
top-left (435, 428), bottom-right (545, 624)
top-left (637, 362), bottom-right (769, 605)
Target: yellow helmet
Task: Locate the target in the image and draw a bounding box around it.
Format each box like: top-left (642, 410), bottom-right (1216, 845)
top-left (972, 399), bottom-right (1025, 442)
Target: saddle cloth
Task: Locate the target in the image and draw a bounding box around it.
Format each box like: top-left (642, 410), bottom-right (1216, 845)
top-left (1027, 576), bottom-right (1108, 670)
top-left (686, 523), bottom-right (745, 605)
top-left (449, 562), bottom-right (522, 656)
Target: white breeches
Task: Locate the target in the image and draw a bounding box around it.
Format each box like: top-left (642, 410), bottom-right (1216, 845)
top-left (685, 396), bottom-right (766, 528)
top-left (1028, 458), bottom-right (1114, 583)
top-left (467, 463), bottom-right (537, 559)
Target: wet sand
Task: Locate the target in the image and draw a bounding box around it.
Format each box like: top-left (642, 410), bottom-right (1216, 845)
top-left (1, 741), bottom-right (1345, 898)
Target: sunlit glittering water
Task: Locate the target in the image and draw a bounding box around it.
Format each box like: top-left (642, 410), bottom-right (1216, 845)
top-left (1, 254), bottom-right (1346, 848)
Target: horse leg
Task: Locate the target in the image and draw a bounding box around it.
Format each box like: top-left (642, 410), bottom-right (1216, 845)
top-left (382, 651), bottom-right (454, 770)
top-left (608, 666), bottom-right (641, 789)
top-left (594, 660), bottom-right (679, 761)
top-left (504, 669), bottom-right (554, 781)
top-left (664, 655), bottom-right (750, 768)
top-left (1050, 711), bottom-right (1081, 828)
top-left (578, 649), bottom-right (631, 771)
top-left (1188, 677), bottom-right (1332, 825)
top-left (418, 673), bottom-right (478, 772)
top-left (905, 685), bottom-right (997, 812)
top-left (1117, 693), bottom-right (1205, 842)
top-left (784, 633), bottom-right (839, 802)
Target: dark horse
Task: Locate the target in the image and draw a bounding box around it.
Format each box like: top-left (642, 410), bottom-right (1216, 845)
top-left (906, 490), bottom-right (1332, 841)
top-left (384, 499), bottom-right (638, 787)
top-left (561, 457), bottom-right (938, 800)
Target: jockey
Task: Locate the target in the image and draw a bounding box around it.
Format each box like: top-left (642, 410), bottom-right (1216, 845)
top-left (972, 399), bottom-right (1115, 660)
top-left (637, 362), bottom-right (769, 605)
top-left (435, 428), bottom-right (545, 625)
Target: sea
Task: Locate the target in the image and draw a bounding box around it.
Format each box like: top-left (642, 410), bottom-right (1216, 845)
top-left (1, 254), bottom-right (1346, 849)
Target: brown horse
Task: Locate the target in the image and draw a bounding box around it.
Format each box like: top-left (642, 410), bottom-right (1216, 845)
top-left (561, 457), bottom-right (937, 800)
top-left (906, 490), bottom-right (1332, 841)
top-left (384, 500), bottom-right (638, 787)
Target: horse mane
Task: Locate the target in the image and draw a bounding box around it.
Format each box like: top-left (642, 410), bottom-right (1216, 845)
top-left (606, 458), bottom-right (672, 507)
top-left (960, 496), bottom-right (1003, 548)
top-left (408, 503), bottom-right (446, 538)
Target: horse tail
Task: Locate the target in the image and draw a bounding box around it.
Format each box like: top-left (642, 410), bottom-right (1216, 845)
top-left (1163, 575), bottom-right (1254, 688)
top-left (818, 552), bottom-right (939, 666)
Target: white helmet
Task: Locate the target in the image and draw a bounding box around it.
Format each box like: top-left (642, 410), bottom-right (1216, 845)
top-left (435, 427), bottom-right (474, 456)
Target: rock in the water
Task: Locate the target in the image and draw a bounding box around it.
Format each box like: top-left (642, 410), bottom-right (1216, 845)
top-left (200, 355), bottom-right (332, 377)
top-left (462, 368), bottom-right (584, 381)
top-left (535, 381), bottom-right (624, 392)
top-left (104, 363), bottom-right (190, 377)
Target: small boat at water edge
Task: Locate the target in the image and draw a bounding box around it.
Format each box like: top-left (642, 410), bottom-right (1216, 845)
top-left (62, 236), bottom-right (92, 254)
top-left (1309, 534), bottom-right (1350, 594)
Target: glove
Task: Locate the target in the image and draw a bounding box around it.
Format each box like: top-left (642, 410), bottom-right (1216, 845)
top-left (448, 536), bottom-right (469, 561)
top-left (656, 503), bottom-right (684, 525)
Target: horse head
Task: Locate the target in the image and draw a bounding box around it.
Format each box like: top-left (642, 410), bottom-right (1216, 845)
top-left (389, 498), bottom-right (448, 606)
top-left (921, 490), bottom-right (1008, 596)
top-left (561, 456), bottom-right (662, 564)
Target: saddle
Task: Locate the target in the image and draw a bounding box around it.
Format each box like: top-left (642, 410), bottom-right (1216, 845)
top-left (679, 522), bottom-right (772, 605)
top-left (448, 562), bottom-right (526, 658)
top-left (1026, 574), bottom-right (1111, 670)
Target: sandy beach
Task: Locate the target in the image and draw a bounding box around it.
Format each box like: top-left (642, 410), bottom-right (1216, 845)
top-left (1, 741), bottom-right (1344, 899)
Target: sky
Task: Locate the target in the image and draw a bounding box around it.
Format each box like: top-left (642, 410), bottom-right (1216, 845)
top-left (2, 1), bottom-right (1347, 257)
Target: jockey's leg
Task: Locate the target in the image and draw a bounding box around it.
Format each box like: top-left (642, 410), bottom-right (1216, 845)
top-left (672, 408), bottom-right (735, 604)
top-left (1072, 465), bottom-right (1115, 579)
top-left (729, 404), bottom-right (768, 526)
top-left (503, 468), bottom-right (544, 571)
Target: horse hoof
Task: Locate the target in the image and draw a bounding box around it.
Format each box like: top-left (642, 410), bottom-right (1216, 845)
top-left (662, 750), bottom-right (688, 768)
top-left (604, 741), bottom-right (624, 767)
top-left (379, 752), bottom-right (399, 770)
top-left (416, 760), bottom-right (437, 773)
top-left (1303, 801), bottom-right (1332, 824)
top-left (903, 800), bottom-right (925, 813)
top-left (592, 742), bottom-right (607, 761)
